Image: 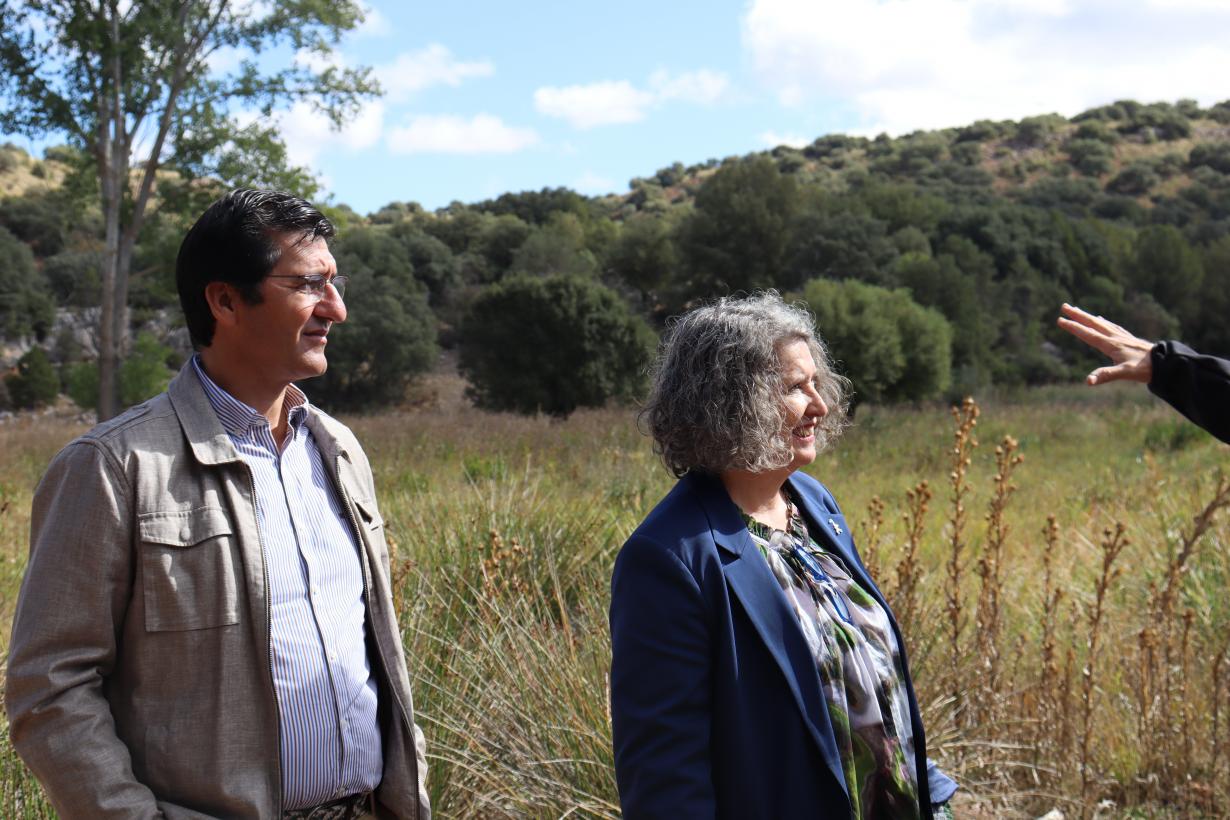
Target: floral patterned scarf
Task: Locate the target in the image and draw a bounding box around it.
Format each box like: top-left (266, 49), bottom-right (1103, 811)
top-left (743, 496), bottom-right (921, 820)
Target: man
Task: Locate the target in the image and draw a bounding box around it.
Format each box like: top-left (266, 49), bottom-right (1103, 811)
top-left (6, 190), bottom-right (431, 818)
top-left (1057, 302), bottom-right (1230, 443)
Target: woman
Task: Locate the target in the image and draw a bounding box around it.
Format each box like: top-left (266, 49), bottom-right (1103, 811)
top-left (609, 292), bottom-right (956, 819)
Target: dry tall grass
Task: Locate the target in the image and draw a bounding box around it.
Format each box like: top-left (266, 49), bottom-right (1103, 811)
top-left (0, 385), bottom-right (1228, 818)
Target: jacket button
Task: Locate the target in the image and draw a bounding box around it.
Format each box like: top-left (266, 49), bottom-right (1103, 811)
top-left (180, 527), bottom-right (191, 542)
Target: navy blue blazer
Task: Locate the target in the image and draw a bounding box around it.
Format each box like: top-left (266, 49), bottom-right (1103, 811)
top-left (609, 469), bottom-right (953, 819)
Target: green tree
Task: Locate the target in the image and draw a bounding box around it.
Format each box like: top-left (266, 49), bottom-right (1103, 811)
top-left (312, 229), bottom-right (437, 411)
top-left (509, 213), bottom-right (599, 278)
top-left (6, 346), bottom-right (59, 409)
top-left (459, 275), bottom-right (655, 416)
top-left (64, 332), bottom-right (177, 410)
top-left (605, 213), bottom-right (679, 304)
top-left (1129, 225), bottom-right (1203, 326)
top-left (677, 156), bottom-right (799, 295)
top-left (0, 0), bottom-right (379, 419)
top-left (0, 225), bottom-right (55, 339)
top-left (795, 278), bottom-right (952, 405)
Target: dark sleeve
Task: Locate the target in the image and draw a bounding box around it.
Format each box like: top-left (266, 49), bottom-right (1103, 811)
top-left (1149, 341), bottom-right (1230, 444)
top-left (609, 537), bottom-right (716, 819)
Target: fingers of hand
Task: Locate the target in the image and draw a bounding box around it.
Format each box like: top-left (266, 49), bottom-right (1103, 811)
top-left (1060, 303), bottom-right (1120, 338)
top-left (1058, 317), bottom-right (1119, 357)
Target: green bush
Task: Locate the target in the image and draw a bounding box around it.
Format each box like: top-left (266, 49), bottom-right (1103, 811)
top-left (1189, 143), bottom-right (1230, 175)
top-left (119, 333), bottom-right (174, 406)
top-left (795, 278), bottom-right (952, 405)
top-left (1107, 162), bottom-right (1159, 196)
top-left (6, 347), bottom-right (59, 409)
top-left (63, 334), bottom-right (176, 411)
top-left (64, 360), bottom-right (99, 410)
top-left (1066, 138), bottom-right (1114, 176)
top-left (309, 227), bottom-right (438, 411)
top-left (459, 275), bottom-right (655, 416)
top-left (0, 226), bottom-right (55, 339)
top-left (43, 250), bottom-right (102, 306)
top-left (0, 191), bottom-right (68, 255)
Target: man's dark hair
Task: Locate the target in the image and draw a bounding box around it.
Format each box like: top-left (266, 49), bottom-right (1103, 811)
top-left (176, 188), bottom-right (335, 348)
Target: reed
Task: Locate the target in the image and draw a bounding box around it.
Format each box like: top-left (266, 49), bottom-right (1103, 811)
top-left (0, 386), bottom-right (1228, 816)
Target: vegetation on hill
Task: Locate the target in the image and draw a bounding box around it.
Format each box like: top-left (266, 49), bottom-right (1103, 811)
top-left (3, 97), bottom-right (1230, 414)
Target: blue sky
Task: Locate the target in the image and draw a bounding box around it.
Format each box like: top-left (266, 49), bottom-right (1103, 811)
top-left (11, 0), bottom-right (1230, 215)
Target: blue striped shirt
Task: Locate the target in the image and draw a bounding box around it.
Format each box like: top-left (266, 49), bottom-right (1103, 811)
top-left (192, 357), bottom-right (382, 809)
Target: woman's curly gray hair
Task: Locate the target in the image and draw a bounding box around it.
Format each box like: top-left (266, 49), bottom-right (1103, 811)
top-left (642, 291), bottom-right (851, 477)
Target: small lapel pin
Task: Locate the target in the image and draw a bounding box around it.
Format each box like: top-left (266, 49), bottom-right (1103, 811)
top-left (828, 517), bottom-right (843, 535)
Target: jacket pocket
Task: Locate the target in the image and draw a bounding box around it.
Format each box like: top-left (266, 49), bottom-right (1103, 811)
top-left (353, 496), bottom-right (391, 570)
top-left (139, 507), bottom-right (241, 632)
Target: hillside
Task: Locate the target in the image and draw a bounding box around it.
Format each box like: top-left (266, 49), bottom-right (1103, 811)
top-left (611, 98), bottom-right (1230, 217)
top-left (3, 98), bottom-right (1230, 413)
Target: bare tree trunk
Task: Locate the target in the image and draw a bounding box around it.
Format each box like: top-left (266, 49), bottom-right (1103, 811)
top-left (97, 0), bottom-right (126, 420)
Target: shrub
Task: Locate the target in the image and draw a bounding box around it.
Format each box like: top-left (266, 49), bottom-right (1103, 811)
top-left (1106, 162), bottom-right (1159, 196)
top-left (119, 332), bottom-right (174, 406)
top-left (1189, 143), bottom-right (1230, 175)
top-left (43, 250), bottom-right (102, 306)
top-left (64, 360), bottom-right (99, 410)
top-left (0, 191), bottom-right (68, 255)
top-left (1014, 114), bottom-right (1065, 147)
top-left (1065, 138), bottom-right (1114, 177)
top-left (795, 278), bottom-right (952, 405)
top-left (458, 275), bottom-right (655, 416)
top-left (6, 347), bottom-right (59, 409)
top-left (0, 226), bottom-right (55, 339)
top-left (1073, 120), bottom-right (1118, 145)
top-left (63, 334), bottom-right (176, 410)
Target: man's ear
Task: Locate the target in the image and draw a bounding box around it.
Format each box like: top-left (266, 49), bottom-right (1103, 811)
top-left (203, 281), bottom-right (244, 334)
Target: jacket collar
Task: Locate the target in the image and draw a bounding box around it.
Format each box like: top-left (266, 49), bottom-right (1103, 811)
top-left (168, 362), bottom-right (243, 466)
top-left (683, 470), bottom-right (850, 807)
top-left (168, 361), bottom-right (350, 466)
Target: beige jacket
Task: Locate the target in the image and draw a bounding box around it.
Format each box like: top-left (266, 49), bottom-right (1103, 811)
top-left (5, 364), bottom-right (430, 819)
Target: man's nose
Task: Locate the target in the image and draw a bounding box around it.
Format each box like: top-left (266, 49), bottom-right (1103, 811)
top-left (315, 284), bottom-right (347, 323)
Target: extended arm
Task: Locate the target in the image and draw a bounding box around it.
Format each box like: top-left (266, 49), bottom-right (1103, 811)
top-left (1149, 341), bottom-right (1230, 444)
top-left (1058, 303), bottom-right (1230, 443)
top-left (609, 537), bottom-right (716, 819)
top-left (5, 442), bottom-right (162, 818)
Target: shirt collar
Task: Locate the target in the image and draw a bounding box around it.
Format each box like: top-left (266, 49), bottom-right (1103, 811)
top-left (191, 355), bottom-right (310, 438)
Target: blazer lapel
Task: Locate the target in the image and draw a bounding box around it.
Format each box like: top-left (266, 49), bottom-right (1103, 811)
top-left (786, 473), bottom-right (892, 615)
top-left (688, 473), bottom-right (849, 801)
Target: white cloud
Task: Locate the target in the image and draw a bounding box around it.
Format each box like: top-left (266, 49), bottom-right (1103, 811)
top-left (573, 171), bottom-right (618, 195)
top-left (377, 44), bottom-right (494, 101)
top-left (294, 47), bottom-right (347, 74)
top-left (354, 4), bottom-right (392, 37)
top-left (536, 69), bottom-right (730, 129)
top-left (741, 0), bottom-right (1230, 135)
top-left (386, 114), bottom-right (539, 154)
top-left (759, 131), bottom-right (808, 149)
top-left (650, 69), bottom-right (730, 104)
top-left (534, 81), bottom-right (655, 129)
top-left (270, 100), bottom-right (385, 167)
top-left (206, 45), bottom-right (246, 75)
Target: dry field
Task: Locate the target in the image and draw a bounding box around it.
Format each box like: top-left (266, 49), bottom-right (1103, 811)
top-left (1, 383), bottom-right (1228, 818)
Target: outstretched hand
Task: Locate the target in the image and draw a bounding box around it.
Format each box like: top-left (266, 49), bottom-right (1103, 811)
top-left (1056, 303), bottom-right (1154, 386)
